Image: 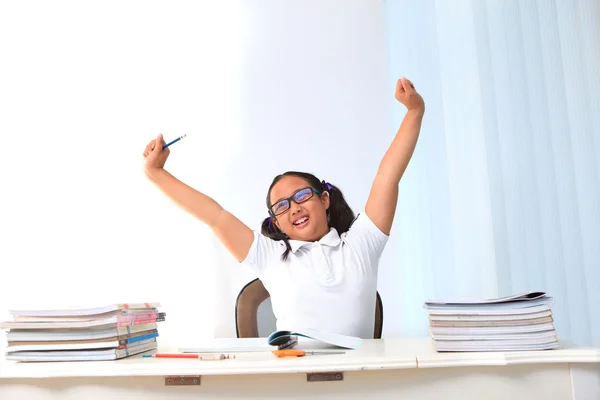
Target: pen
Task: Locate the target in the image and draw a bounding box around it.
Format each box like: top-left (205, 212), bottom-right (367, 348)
top-left (142, 353), bottom-right (235, 360)
top-left (162, 134), bottom-right (187, 149)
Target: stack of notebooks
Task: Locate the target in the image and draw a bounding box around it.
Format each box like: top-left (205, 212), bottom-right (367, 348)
top-left (424, 292), bottom-right (559, 352)
top-left (0, 302), bottom-right (164, 362)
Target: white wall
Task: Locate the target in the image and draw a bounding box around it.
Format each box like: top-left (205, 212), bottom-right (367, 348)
top-left (0, 0), bottom-right (395, 345)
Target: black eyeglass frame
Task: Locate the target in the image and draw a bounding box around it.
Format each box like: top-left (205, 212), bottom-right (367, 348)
top-left (268, 187), bottom-right (323, 217)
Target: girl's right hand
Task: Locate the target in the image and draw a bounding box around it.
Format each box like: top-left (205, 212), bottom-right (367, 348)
top-left (143, 133), bottom-right (170, 173)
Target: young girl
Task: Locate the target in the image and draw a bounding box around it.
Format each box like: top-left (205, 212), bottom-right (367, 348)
top-left (143, 77), bottom-right (424, 338)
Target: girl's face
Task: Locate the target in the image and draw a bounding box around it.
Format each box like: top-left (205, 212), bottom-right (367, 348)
top-left (269, 176), bottom-right (330, 242)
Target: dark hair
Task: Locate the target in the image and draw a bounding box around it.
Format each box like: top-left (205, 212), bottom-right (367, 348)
top-left (261, 171), bottom-right (355, 261)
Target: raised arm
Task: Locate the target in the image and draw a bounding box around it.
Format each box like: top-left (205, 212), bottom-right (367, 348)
top-left (143, 134), bottom-right (254, 262)
top-left (365, 77), bottom-right (425, 235)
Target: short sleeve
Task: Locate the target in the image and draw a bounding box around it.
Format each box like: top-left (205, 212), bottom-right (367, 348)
top-left (240, 230), bottom-right (285, 276)
top-left (341, 212), bottom-right (389, 269)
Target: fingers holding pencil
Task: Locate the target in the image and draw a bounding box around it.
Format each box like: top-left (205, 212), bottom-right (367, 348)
top-left (142, 139), bottom-right (155, 158)
top-left (143, 133), bottom-right (188, 156)
top-left (143, 133), bottom-right (188, 176)
top-left (143, 133), bottom-right (170, 171)
top-left (143, 134), bottom-right (161, 157)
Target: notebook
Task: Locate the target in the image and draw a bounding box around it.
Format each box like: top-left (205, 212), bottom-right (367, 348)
top-left (179, 338), bottom-right (273, 353)
top-left (5, 340), bottom-right (157, 362)
top-left (1, 302), bottom-right (165, 362)
top-left (423, 291), bottom-right (559, 352)
top-left (8, 303), bottom-right (161, 317)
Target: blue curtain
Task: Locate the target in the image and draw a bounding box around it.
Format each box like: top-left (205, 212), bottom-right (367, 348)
top-left (382, 0), bottom-right (600, 346)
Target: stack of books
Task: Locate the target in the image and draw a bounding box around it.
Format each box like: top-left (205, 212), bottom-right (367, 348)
top-left (423, 292), bottom-right (559, 352)
top-left (0, 302), bottom-right (164, 362)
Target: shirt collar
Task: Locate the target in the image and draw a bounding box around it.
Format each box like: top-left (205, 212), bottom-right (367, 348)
top-left (288, 228), bottom-right (341, 253)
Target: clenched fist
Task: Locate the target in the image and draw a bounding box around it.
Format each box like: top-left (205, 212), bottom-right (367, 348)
top-left (143, 133), bottom-right (170, 173)
top-left (395, 77), bottom-right (425, 116)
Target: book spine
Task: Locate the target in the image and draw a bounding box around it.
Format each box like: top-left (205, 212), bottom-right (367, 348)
top-left (115, 340), bottom-right (158, 358)
top-left (116, 337), bottom-right (156, 349)
top-left (115, 312), bottom-right (165, 322)
top-left (120, 303), bottom-right (156, 310)
top-left (116, 323), bottom-right (158, 335)
top-left (116, 317), bottom-right (165, 327)
top-left (117, 332), bottom-right (159, 345)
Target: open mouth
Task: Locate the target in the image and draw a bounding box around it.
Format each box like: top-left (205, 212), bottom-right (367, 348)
top-left (293, 216), bottom-right (309, 227)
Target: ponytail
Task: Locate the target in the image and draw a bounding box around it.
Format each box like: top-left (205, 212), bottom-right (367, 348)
top-left (321, 180), bottom-right (355, 238)
top-left (263, 171), bottom-right (356, 262)
top-left (261, 215), bottom-right (292, 258)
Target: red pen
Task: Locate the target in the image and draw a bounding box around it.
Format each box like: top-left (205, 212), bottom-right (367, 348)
top-left (142, 353), bottom-right (235, 360)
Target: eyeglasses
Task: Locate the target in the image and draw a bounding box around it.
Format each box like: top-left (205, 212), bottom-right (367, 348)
top-left (269, 187), bottom-right (322, 217)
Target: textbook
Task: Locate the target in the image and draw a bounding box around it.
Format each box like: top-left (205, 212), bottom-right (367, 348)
top-left (7, 302), bottom-right (161, 317)
top-left (5, 340), bottom-right (157, 362)
top-left (1, 303), bottom-right (164, 362)
top-left (6, 333), bottom-right (158, 352)
top-left (0, 313), bottom-right (165, 330)
top-left (424, 291), bottom-right (547, 306)
top-left (423, 292), bottom-right (559, 352)
top-left (6, 323), bottom-right (158, 342)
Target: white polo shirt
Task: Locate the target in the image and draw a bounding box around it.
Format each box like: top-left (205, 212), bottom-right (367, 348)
top-left (241, 212), bottom-right (389, 338)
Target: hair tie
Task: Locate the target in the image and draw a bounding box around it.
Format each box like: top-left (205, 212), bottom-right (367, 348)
top-left (321, 180), bottom-right (333, 191)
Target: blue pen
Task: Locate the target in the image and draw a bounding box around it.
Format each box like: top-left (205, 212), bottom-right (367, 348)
top-left (162, 134), bottom-right (187, 149)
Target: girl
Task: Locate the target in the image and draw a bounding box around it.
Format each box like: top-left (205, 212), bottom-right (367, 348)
top-left (143, 77), bottom-right (424, 338)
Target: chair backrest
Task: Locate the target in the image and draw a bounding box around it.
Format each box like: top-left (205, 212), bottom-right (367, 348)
top-left (235, 278), bottom-right (384, 339)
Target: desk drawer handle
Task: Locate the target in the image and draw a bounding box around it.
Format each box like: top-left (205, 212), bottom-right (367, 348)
top-left (307, 372), bottom-right (344, 382)
top-left (164, 375), bottom-right (201, 386)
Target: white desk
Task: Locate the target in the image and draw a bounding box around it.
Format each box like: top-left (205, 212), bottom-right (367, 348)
top-left (1, 338), bottom-right (599, 400)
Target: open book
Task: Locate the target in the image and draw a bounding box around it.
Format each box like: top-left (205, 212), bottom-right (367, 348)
top-left (179, 328), bottom-right (363, 353)
top-left (267, 328), bottom-right (363, 350)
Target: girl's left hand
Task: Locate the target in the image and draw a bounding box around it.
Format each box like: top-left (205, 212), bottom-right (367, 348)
top-left (395, 77), bottom-right (425, 115)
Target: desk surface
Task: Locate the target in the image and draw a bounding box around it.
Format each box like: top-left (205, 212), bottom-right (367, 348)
top-left (1, 338), bottom-right (599, 379)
